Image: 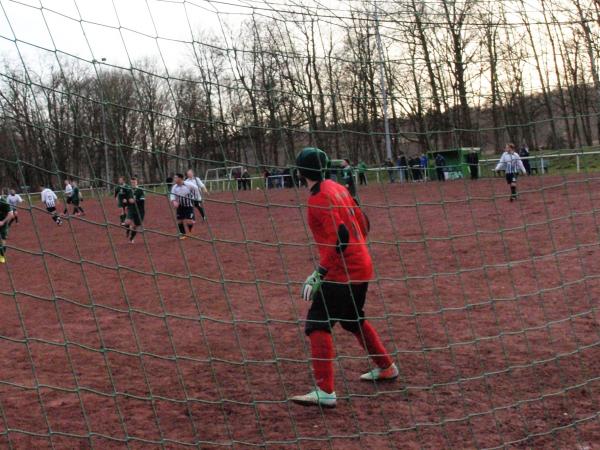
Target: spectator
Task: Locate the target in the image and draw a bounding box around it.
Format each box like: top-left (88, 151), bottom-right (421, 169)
top-left (283, 168), bottom-right (294, 188)
top-left (466, 150), bottom-right (479, 180)
top-left (166, 174), bottom-right (174, 192)
top-left (435, 153), bottom-right (446, 181)
top-left (357, 160), bottom-right (368, 185)
top-left (396, 154), bottom-right (406, 183)
top-left (341, 159), bottom-right (356, 198)
top-left (410, 156), bottom-right (421, 181)
top-left (384, 158), bottom-right (395, 183)
top-left (233, 168), bottom-right (242, 190)
top-left (241, 167), bottom-right (251, 190)
top-left (419, 153), bottom-right (429, 180)
top-left (519, 144), bottom-right (531, 175)
top-left (263, 168), bottom-right (271, 189)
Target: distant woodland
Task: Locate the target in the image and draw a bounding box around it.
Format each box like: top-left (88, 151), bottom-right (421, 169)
top-left (1, 0), bottom-right (599, 187)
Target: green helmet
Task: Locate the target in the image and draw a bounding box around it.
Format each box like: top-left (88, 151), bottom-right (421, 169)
top-left (295, 147), bottom-right (330, 181)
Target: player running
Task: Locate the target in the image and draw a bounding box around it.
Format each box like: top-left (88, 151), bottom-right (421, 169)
top-left (41, 187), bottom-right (63, 226)
top-left (6, 189), bottom-right (23, 225)
top-left (63, 179), bottom-right (73, 215)
top-left (290, 147), bottom-right (398, 408)
top-left (495, 143), bottom-right (528, 201)
top-left (114, 176), bottom-right (128, 225)
top-left (170, 173), bottom-right (199, 240)
top-left (70, 181), bottom-right (85, 216)
top-left (124, 176), bottom-right (145, 243)
top-left (0, 196), bottom-right (15, 264)
top-left (185, 169), bottom-right (208, 221)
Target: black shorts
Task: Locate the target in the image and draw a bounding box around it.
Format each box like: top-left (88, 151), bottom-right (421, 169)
top-left (127, 208), bottom-right (145, 226)
top-left (66, 197), bottom-right (72, 204)
top-left (176, 206), bottom-right (195, 221)
top-left (46, 206), bottom-right (56, 214)
top-left (505, 173), bottom-right (517, 184)
top-left (305, 282), bottom-right (368, 335)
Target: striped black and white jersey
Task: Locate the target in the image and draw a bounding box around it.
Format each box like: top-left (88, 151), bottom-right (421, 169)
top-left (41, 188), bottom-right (58, 208)
top-left (185, 177), bottom-right (206, 201)
top-left (170, 183), bottom-right (199, 207)
top-left (495, 152), bottom-right (527, 175)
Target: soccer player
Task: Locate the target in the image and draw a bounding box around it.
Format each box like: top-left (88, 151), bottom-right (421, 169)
top-left (41, 187), bottom-right (63, 226)
top-left (290, 147), bottom-right (398, 408)
top-left (341, 158), bottom-right (356, 198)
top-left (124, 176), bottom-right (145, 243)
top-left (495, 143), bottom-right (528, 201)
top-left (0, 196), bottom-right (15, 263)
top-left (71, 181), bottom-right (85, 216)
top-left (62, 179), bottom-right (73, 215)
top-left (185, 169), bottom-right (208, 221)
top-left (6, 189), bottom-right (23, 225)
top-left (170, 173), bottom-right (199, 239)
top-left (114, 176), bottom-right (128, 225)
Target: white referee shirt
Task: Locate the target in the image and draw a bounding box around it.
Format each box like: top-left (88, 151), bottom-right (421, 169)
top-left (41, 188), bottom-right (58, 208)
top-left (6, 194), bottom-right (23, 209)
top-left (185, 177), bottom-right (206, 201)
top-left (170, 183), bottom-right (199, 207)
top-left (495, 152), bottom-right (527, 175)
top-left (64, 183), bottom-right (73, 198)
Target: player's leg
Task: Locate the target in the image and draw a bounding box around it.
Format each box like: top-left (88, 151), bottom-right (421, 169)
top-left (0, 225), bottom-right (8, 263)
top-left (290, 284), bottom-right (338, 407)
top-left (506, 173), bottom-right (517, 201)
top-left (123, 217), bottom-right (132, 239)
top-left (128, 214), bottom-right (142, 243)
top-left (336, 283), bottom-right (397, 381)
top-left (195, 200), bottom-right (206, 221)
top-left (176, 206), bottom-right (187, 239)
top-left (119, 206), bottom-right (127, 225)
top-left (48, 207), bottom-right (62, 225)
top-left (186, 208), bottom-right (195, 234)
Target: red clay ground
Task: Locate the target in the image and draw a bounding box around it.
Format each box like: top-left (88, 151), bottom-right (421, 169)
top-left (1, 174), bottom-right (600, 449)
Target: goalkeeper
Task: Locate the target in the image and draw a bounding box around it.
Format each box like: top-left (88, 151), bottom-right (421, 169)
top-left (290, 147), bottom-right (398, 409)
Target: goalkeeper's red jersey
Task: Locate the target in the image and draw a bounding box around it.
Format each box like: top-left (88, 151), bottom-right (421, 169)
top-left (307, 179), bottom-right (373, 283)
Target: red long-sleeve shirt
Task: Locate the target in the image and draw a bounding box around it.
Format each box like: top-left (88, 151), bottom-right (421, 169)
top-left (307, 180), bottom-right (373, 283)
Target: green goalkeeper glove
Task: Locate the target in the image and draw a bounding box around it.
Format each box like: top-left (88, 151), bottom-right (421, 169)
top-left (302, 270), bottom-right (323, 302)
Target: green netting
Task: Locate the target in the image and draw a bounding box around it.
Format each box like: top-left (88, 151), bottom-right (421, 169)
top-left (0, 0), bottom-right (600, 448)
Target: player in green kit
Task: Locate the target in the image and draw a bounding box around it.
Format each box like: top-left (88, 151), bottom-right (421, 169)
top-left (124, 176), bottom-right (145, 244)
top-left (0, 196), bottom-right (15, 264)
top-left (71, 180), bottom-right (85, 216)
top-left (114, 176), bottom-right (128, 225)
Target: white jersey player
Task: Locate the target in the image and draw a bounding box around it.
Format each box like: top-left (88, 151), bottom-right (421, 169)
top-left (170, 173), bottom-right (200, 239)
top-left (495, 143), bottom-right (528, 201)
top-left (6, 190), bottom-right (23, 225)
top-left (185, 169), bottom-right (208, 221)
top-left (41, 188), bottom-right (63, 225)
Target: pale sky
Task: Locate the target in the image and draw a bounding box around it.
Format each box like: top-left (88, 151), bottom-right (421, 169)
top-left (0, 0), bottom-right (263, 70)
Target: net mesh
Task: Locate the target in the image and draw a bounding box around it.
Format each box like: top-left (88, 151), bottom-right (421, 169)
top-left (1, 0), bottom-right (600, 448)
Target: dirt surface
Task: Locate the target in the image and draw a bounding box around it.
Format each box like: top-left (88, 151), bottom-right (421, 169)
top-left (1, 174), bottom-right (600, 449)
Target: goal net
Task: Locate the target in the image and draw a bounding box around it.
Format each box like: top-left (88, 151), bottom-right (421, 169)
top-left (0, 0), bottom-right (600, 448)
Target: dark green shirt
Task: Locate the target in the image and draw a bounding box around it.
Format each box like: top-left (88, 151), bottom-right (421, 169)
top-left (126, 187), bottom-right (145, 213)
top-left (72, 186), bottom-right (81, 203)
top-left (0, 198), bottom-right (10, 221)
top-left (114, 184), bottom-right (128, 204)
top-left (342, 166), bottom-right (354, 185)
